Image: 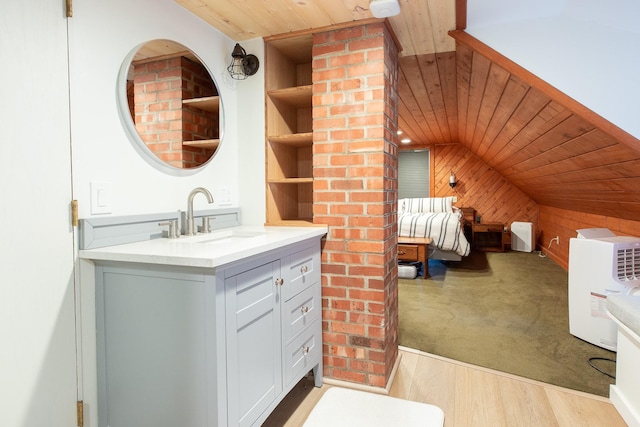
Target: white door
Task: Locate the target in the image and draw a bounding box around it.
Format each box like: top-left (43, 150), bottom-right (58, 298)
top-left (0, 2), bottom-right (77, 426)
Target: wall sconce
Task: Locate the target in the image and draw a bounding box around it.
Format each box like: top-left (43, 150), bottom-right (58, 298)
top-left (227, 43), bottom-right (259, 80)
top-left (449, 172), bottom-right (457, 188)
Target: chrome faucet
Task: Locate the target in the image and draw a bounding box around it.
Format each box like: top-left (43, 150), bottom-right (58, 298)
top-left (184, 187), bottom-right (214, 236)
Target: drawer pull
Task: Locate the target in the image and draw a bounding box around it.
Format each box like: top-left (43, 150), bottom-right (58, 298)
top-left (301, 346), bottom-right (310, 355)
top-left (275, 278), bottom-right (284, 286)
top-left (398, 250), bottom-right (406, 255)
top-left (300, 265), bottom-right (309, 274)
top-left (301, 306), bottom-right (309, 315)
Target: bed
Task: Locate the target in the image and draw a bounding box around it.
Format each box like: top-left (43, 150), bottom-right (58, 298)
top-left (398, 197), bottom-right (471, 261)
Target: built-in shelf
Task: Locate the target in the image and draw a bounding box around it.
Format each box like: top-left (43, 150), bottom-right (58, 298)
top-left (182, 95), bottom-right (220, 113)
top-left (182, 97), bottom-right (220, 151)
top-left (268, 132), bottom-right (313, 146)
top-left (265, 33), bottom-right (314, 226)
top-left (267, 86), bottom-right (312, 107)
top-left (268, 177), bottom-right (314, 184)
top-left (183, 139), bottom-right (220, 150)
top-left (268, 218), bottom-right (315, 226)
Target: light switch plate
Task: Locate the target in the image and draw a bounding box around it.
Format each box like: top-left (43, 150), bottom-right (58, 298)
top-left (90, 181), bottom-right (112, 214)
top-left (217, 185), bottom-right (232, 206)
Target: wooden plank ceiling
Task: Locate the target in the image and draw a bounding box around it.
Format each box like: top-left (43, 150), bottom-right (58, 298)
top-left (176, 0), bottom-right (640, 221)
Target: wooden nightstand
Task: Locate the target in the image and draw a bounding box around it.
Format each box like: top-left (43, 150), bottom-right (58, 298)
top-left (398, 237), bottom-right (432, 278)
top-left (459, 207), bottom-right (475, 242)
top-left (472, 222), bottom-right (505, 252)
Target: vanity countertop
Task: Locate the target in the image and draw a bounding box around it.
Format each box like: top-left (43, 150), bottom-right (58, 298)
top-left (79, 225), bottom-right (327, 268)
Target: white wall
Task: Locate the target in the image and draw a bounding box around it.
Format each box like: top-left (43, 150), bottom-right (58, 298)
top-left (68, 0), bottom-right (266, 223)
top-left (466, 0), bottom-right (640, 141)
top-left (68, 2), bottom-right (267, 424)
top-left (235, 37), bottom-right (267, 226)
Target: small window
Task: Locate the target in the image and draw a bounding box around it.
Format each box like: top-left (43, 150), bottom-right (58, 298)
top-left (398, 150), bottom-right (430, 199)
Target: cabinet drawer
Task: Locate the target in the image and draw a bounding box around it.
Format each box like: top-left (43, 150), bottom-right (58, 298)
top-left (284, 320), bottom-right (321, 388)
top-left (473, 223), bottom-right (503, 233)
top-left (397, 244), bottom-right (418, 261)
top-left (283, 284), bottom-right (321, 343)
top-left (284, 246), bottom-right (320, 300)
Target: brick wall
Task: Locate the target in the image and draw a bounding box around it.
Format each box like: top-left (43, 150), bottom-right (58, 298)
top-left (132, 56), bottom-right (216, 168)
top-left (313, 22), bottom-right (400, 388)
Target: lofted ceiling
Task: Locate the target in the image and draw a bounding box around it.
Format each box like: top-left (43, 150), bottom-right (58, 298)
top-left (176, 0), bottom-right (640, 221)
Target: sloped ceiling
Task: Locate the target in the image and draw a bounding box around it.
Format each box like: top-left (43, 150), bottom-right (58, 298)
top-left (175, 0), bottom-right (640, 221)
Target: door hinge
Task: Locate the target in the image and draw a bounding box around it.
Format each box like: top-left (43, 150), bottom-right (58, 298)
top-left (66, 0), bottom-right (73, 17)
top-left (76, 401), bottom-right (83, 427)
top-left (71, 200), bottom-right (79, 227)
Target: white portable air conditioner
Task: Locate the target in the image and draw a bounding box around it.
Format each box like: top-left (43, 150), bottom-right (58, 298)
top-left (568, 232), bottom-right (640, 351)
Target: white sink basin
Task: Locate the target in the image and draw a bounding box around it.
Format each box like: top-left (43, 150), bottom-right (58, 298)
top-left (195, 229), bottom-right (265, 244)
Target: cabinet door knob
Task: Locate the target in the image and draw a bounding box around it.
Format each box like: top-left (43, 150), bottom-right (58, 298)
top-left (275, 278), bottom-right (284, 286)
top-left (300, 265), bottom-right (308, 274)
top-left (301, 346), bottom-right (310, 355)
top-left (301, 306), bottom-right (309, 314)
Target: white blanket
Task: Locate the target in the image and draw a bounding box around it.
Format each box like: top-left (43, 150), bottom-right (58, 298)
top-left (398, 211), bottom-right (471, 257)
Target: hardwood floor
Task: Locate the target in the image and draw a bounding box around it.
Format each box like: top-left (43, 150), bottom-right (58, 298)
top-left (263, 347), bottom-right (627, 427)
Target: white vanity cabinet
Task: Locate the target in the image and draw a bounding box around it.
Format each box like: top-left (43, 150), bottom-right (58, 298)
top-left (281, 246), bottom-right (323, 388)
top-left (225, 240), bottom-right (322, 427)
top-left (93, 235), bottom-right (323, 427)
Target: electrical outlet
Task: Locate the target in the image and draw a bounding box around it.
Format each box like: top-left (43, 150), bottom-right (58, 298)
top-left (554, 236), bottom-right (560, 245)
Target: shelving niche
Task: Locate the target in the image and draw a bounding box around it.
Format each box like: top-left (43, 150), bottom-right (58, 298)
top-left (265, 33), bottom-right (314, 226)
top-left (182, 95), bottom-right (220, 150)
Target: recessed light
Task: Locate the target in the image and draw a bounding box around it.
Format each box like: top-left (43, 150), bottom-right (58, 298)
top-left (401, 138), bottom-right (411, 144)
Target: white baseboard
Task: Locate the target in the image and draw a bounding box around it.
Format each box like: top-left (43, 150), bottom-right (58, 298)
top-left (610, 385), bottom-right (640, 427)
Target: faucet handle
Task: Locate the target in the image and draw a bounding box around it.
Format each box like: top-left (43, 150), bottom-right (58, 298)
top-left (159, 220), bottom-right (180, 239)
top-left (198, 216), bottom-right (215, 234)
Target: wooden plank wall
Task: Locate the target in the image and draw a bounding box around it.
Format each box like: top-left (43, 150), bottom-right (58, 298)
top-left (539, 206), bottom-right (640, 270)
top-left (433, 143), bottom-right (539, 229)
top-left (432, 142), bottom-right (640, 271)
top-left (431, 143), bottom-right (640, 271)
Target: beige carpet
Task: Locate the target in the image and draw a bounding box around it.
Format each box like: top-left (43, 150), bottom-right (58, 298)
top-left (398, 250), bottom-right (617, 397)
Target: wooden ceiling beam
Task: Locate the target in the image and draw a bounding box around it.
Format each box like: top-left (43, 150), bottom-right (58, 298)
top-left (455, 0), bottom-right (467, 30)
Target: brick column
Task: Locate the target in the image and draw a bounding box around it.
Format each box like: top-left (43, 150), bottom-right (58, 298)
top-left (313, 22), bottom-right (400, 388)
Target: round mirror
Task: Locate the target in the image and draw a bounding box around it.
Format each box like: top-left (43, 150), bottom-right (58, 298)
top-left (118, 40), bottom-right (223, 174)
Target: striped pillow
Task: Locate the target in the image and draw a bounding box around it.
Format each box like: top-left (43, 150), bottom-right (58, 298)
top-left (403, 197), bottom-right (454, 213)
